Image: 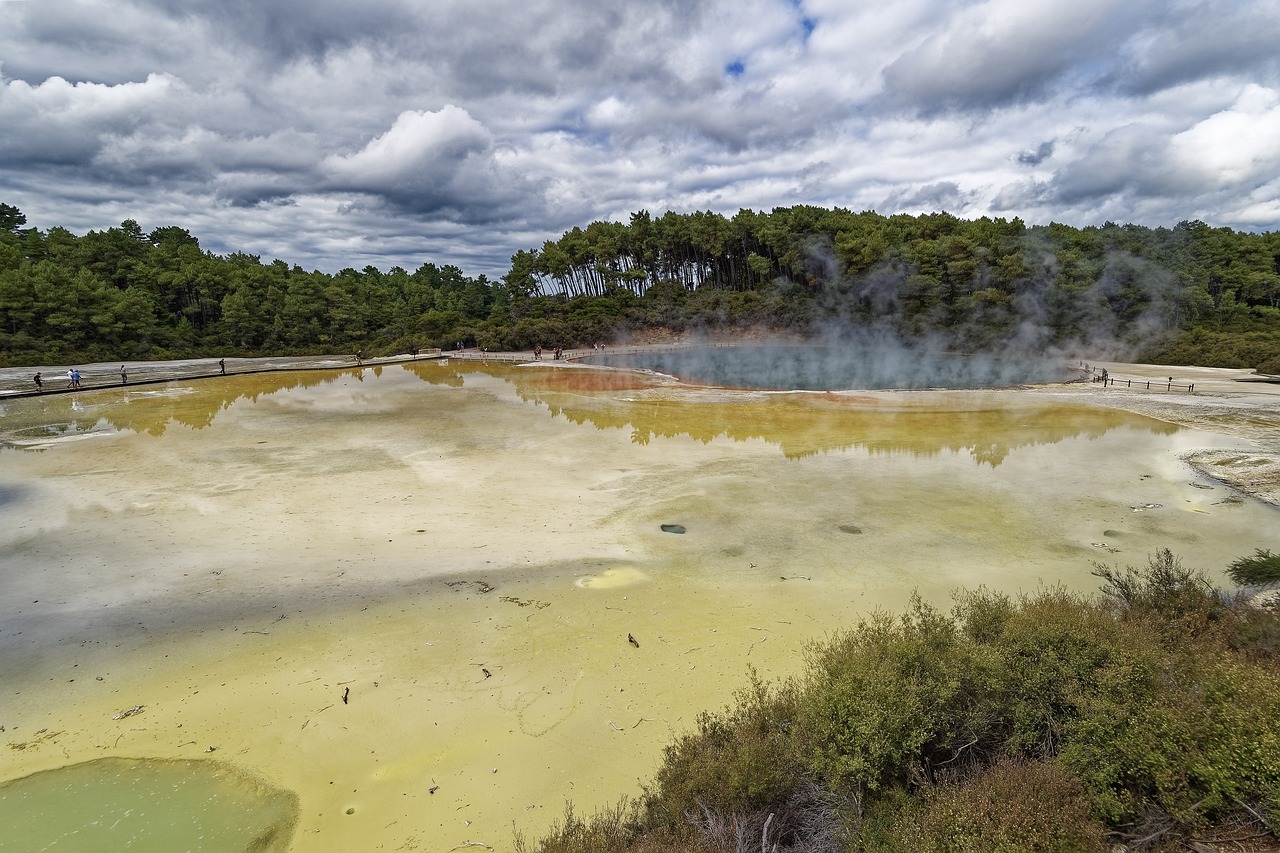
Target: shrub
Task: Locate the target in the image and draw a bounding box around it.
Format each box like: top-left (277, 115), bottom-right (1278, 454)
top-left (518, 556), bottom-right (1280, 853)
top-left (798, 597), bottom-right (1006, 799)
top-left (1227, 549), bottom-right (1280, 587)
top-left (1059, 649), bottom-right (1280, 832)
top-left (1091, 549), bottom-right (1229, 642)
top-left (969, 588), bottom-right (1157, 758)
top-left (514, 802), bottom-right (653, 853)
top-left (642, 671), bottom-right (803, 825)
top-left (881, 760), bottom-right (1106, 853)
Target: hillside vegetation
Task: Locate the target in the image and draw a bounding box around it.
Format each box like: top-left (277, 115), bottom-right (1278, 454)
top-left (517, 551), bottom-right (1280, 853)
top-left (1, 203), bottom-right (1278, 371)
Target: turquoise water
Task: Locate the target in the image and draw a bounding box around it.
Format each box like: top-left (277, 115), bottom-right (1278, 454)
top-left (0, 757), bottom-right (298, 852)
top-left (581, 344), bottom-right (1075, 389)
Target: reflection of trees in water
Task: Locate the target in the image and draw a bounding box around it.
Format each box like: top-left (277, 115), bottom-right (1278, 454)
top-left (507, 368), bottom-right (1177, 467)
top-left (2, 360), bottom-right (1178, 467)
top-left (91, 362), bottom-right (473, 438)
top-left (112, 370), bottom-right (370, 435)
top-left (402, 362), bottom-right (466, 388)
top-left (3, 368), bottom-right (371, 444)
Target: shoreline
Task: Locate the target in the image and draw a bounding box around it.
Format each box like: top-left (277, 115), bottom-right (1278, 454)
top-left (1026, 360), bottom-right (1280, 507)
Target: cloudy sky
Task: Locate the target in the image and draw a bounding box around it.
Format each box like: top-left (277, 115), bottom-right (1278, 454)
top-left (2, 0), bottom-right (1278, 277)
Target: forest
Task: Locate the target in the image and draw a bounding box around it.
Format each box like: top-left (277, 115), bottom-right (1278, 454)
top-left (1, 202), bottom-right (1278, 372)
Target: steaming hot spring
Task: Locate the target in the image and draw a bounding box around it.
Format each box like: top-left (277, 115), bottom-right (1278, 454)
top-left (581, 343), bottom-right (1077, 390)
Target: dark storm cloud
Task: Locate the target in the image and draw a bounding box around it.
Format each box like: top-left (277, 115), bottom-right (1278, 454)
top-left (1017, 141), bottom-right (1054, 167)
top-left (882, 181), bottom-right (968, 212)
top-left (879, 0), bottom-right (1153, 112)
top-left (1114, 2), bottom-right (1280, 95)
top-left (1, 0), bottom-right (1278, 276)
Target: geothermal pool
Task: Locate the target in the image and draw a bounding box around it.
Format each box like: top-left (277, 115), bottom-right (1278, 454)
top-left (581, 344), bottom-right (1077, 389)
top-left (1, 358), bottom-right (1278, 851)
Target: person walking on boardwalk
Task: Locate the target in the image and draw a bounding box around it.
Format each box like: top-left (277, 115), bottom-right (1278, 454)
top-left (66, 368), bottom-right (75, 388)
top-left (33, 372), bottom-right (42, 392)
top-left (218, 358), bottom-right (226, 374)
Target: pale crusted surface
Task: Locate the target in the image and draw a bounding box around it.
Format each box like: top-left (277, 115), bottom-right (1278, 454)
top-left (1035, 361), bottom-right (1280, 507)
top-left (1182, 450), bottom-right (1280, 507)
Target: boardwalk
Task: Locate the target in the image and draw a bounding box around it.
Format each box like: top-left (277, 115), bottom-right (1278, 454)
top-left (0, 352), bottom-right (444, 399)
top-left (1087, 366), bottom-right (1196, 393)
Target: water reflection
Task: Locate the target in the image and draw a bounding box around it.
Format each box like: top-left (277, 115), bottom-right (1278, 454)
top-left (0, 367), bottom-right (374, 446)
top-left (5, 361), bottom-right (1169, 469)
top-left (482, 364), bottom-right (1174, 467)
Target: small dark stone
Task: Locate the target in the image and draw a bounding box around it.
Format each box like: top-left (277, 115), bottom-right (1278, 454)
top-left (838, 525), bottom-right (863, 535)
top-left (660, 524), bottom-right (686, 534)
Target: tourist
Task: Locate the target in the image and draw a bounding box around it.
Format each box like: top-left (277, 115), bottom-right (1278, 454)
top-left (33, 372), bottom-right (42, 392)
top-left (219, 358), bottom-right (226, 374)
top-left (119, 365), bottom-right (127, 384)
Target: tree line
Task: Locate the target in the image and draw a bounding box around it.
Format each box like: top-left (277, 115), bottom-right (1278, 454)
top-left (2, 202), bottom-right (1278, 371)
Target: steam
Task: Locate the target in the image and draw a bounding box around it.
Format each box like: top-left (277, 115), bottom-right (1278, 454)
top-left (802, 228), bottom-right (1187, 366)
top-left (590, 334), bottom-right (1074, 391)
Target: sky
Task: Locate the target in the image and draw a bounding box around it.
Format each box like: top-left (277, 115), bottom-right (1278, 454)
top-left (1, 0), bottom-right (1279, 278)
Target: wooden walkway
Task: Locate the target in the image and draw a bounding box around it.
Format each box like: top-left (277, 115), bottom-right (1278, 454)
top-left (0, 351), bottom-right (446, 399)
top-left (1089, 368), bottom-right (1195, 393)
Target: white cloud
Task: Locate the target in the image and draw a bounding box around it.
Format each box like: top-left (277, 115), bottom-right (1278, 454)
top-left (0, 72), bottom-right (185, 164)
top-left (324, 107), bottom-right (493, 192)
top-left (1169, 84), bottom-right (1280, 186)
top-left (0, 0), bottom-right (1277, 275)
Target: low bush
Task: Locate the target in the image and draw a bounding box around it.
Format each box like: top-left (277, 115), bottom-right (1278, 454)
top-left (877, 760), bottom-right (1106, 853)
top-left (1227, 549), bottom-right (1280, 587)
top-left (518, 552), bottom-right (1280, 852)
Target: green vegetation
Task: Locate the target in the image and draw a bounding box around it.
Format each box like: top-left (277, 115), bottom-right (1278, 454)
top-left (516, 551), bottom-right (1280, 852)
top-left (2, 203), bottom-right (1278, 370)
top-left (1227, 550), bottom-right (1280, 587)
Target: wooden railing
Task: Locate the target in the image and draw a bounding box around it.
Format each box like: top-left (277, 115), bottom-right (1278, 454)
top-left (1089, 368), bottom-right (1195, 393)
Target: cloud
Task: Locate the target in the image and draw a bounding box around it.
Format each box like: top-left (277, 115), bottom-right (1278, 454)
top-left (1168, 85), bottom-right (1280, 188)
top-left (0, 72), bottom-right (185, 165)
top-left (324, 107), bottom-right (492, 193)
top-left (0, 0), bottom-right (1277, 276)
top-left (1116, 2), bottom-right (1280, 94)
top-left (880, 0), bottom-right (1151, 111)
top-left (1017, 141), bottom-right (1055, 166)
top-left (882, 181), bottom-right (969, 213)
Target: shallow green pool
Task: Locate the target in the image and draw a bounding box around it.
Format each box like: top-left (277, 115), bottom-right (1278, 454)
top-left (0, 757), bottom-right (298, 852)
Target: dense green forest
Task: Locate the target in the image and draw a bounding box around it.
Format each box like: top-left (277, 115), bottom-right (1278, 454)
top-left (2, 202), bottom-right (1278, 371)
top-left (516, 552), bottom-right (1280, 853)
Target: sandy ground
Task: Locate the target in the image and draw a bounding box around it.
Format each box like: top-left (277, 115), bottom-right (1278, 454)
top-left (1, 352), bottom-right (1278, 852)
